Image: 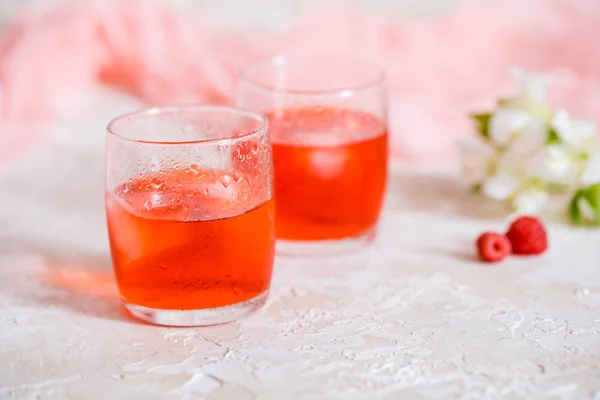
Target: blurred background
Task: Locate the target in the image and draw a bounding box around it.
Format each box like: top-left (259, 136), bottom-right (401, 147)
top-left (1, 0), bottom-right (599, 261)
top-left (0, 0), bottom-right (474, 26)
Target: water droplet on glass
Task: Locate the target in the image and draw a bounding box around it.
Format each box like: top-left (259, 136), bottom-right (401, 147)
top-left (150, 180), bottom-right (163, 190)
top-left (233, 171), bottom-right (245, 183)
top-left (190, 164), bottom-right (201, 174)
top-left (220, 174), bottom-right (233, 187)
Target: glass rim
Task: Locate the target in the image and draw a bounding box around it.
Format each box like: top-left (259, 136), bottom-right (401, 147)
top-left (238, 53), bottom-right (387, 97)
top-left (106, 104), bottom-right (269, 146)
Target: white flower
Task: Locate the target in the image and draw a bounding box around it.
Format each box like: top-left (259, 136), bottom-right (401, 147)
top-left (488, 109), bottom-right (531, 145)
top-left (482, 170), bottom-right (520, 201)
top-left (481, 146), bottom-right (548, 213)
top-left (503, 69), bottom-right (551, 113)
top-left (488, 69), bottom-right (552, 148)
top-left (479, 168), bottom-right (548, 214)
top-left (527, 144), bottom-right (573, 183)
top-left (460, 114), bottom-right (551, 213)
top-left (460, 68), bottom-right (600, 221)
top-left (513, 188), bottom-right (549, 214)
top-left (552, 109), bottom-right (596, 144)
top-left (513, 118), bottom-right (549, 153)
top-left (550, 109), bottom-right (600, 185)
top-left (457, 136), bottom-right (497, 184)
top-left (581, 149), bottom-right (600, 184)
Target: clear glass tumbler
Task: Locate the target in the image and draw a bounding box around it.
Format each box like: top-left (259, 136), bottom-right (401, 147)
top-left (237, 54), bottom-right (388, 256)
top-left (105, 105), bottom-right (275, 326)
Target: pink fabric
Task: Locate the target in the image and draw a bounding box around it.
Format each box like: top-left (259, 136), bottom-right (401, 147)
top-left (1, 0), bottom-right (599, 161)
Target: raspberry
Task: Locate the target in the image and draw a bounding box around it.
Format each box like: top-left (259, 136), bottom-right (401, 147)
top-left (506, 216), bottom-right (548, 255)
top-left (476, 232), bottom-right (512, 262)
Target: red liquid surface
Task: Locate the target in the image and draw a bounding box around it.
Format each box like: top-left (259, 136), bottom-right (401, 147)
top-left (268, 107), bottom-right (388, 241)
top-left (106, 168), bottom-right (275, 310)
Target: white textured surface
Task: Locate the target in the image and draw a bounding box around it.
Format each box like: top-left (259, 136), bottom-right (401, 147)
top-left (1, 87), bottom-right (600, 399)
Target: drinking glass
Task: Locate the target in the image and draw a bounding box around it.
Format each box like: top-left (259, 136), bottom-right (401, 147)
top-left (237, 54), bottom-right (388, 255)
top-left (105, 105), bottom-right (275, 326)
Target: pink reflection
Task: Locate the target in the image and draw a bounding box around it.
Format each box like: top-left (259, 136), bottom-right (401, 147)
top-left (44, 263), bottom-right (118, 300)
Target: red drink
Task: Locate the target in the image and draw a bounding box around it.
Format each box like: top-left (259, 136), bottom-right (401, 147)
top-left (106, 168), bottom-right (275, 311)
top-left (268, 106), bottom-right (388, 241)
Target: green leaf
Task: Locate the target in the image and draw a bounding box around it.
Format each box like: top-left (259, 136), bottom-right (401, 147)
top-left (568, 183), bottom-right (600, 226)
top-left (471, 113), bottom-right (491, 138)
top-left (547, 128), bottom-right (561, 145)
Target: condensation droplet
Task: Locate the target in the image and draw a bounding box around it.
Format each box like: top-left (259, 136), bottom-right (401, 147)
top-left (150, 181), bottom-right (163, 190)
top-left (233, 171), bottom-right (245, 183)
top-left (220, 174), bottom-right (233, 187)
top-left (190, 164), bottom-right (201, 174)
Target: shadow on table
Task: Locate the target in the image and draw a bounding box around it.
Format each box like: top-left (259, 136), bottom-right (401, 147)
top-left (386, 167), bottom-right (509, 221)
top-left (41, 254), bottom-right (129, 323)
top-left (11, 236), bottom-right (136, 324)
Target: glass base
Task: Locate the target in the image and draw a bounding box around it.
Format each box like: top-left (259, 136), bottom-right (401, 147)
top-left (122, 291), bottom-right (269, 327)
top-left (275, 227), bottom-right (376, 257)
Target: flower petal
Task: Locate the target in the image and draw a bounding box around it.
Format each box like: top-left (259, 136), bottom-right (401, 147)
top-left (510, 68), bottom-right (548, 106)
top-left (581, 148), bottom-right (600, 185)
top-left (457, 137), bottom-right (496, 183)
top-left (511, 118), bottom-right (548, 154)
top-left (527, 145), bottom-right (574, 183)
top-left (571, 120), bottom-right (597, 143)
top-left (489, 109), bottom-right (531, 145)
top-left (512, 188), bottom-right (548, 214)
top-left (482, 171), bottom-right (520, 200)
top-left (550, 109), bottom-right (591, 147)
